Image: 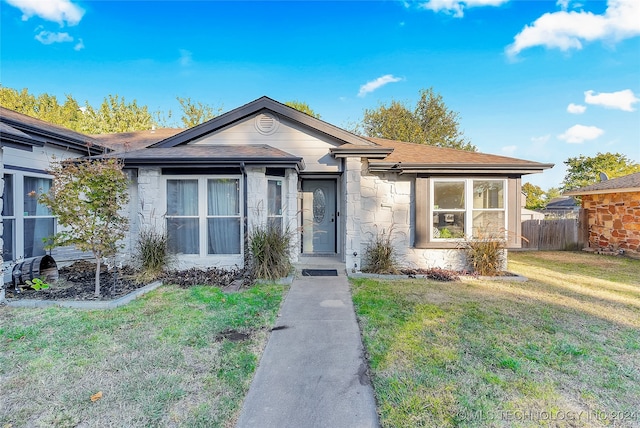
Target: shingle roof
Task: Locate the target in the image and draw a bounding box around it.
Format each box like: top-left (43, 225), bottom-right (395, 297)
top-left (91, 128), bottom-right (184, 152)
top-left (332, 137), bottom-right (554, 174)
top-left (564, 172), bottom-right (640, 195)
top-left (0, 107), bottom-right (103, 154)
top-left (97, 144), bottom-right (304, 169)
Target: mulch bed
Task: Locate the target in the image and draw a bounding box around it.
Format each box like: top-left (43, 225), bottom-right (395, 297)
top-left (4, 260), bottom-right (149, 301)
top-left (4, 261), bottom-right (252, 301)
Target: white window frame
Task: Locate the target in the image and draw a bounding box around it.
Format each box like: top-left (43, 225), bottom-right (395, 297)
top-left (267, 177), bottom-right (284, 231)
top-left (163, 174), bottom-right (243, 259)
top-left (430, 178), bottom-right (507, 241)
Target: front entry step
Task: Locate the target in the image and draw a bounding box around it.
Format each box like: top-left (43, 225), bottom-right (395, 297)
top-left (301, 269), bottom-right (338, 277)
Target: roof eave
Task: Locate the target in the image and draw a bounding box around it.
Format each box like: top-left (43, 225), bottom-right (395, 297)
top-left (330, 147), bottom-right (394, 158)
top-left (113, 156), bottom-right (304, 170)
top-left (1, 118), bottom-right (104, 155)
top-left (368, 162), bottom-right (554, 175)
top-left (0, 134), bottom-right (45, 150)
top-left (564, 187), bottom-right (640, 196)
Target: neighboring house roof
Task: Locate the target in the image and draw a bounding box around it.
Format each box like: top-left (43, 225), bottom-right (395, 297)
top-left (91, 128), bottom-right (184, 152)
top-left (150, 96), bottom-right (376, 148)
top-left (97, 144), bottom-right (304, 170)
top-left (564, 172), bottom-right (640, 196)
top-left (332, 137), bottom-right (554, 174)
top-left (544, 196), bottom-right (580, 210)
top-left (0, 107), bottom-right (104, 155)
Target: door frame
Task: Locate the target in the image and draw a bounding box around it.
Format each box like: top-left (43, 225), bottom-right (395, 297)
top-left (299, 177), bottom-right (340, 255)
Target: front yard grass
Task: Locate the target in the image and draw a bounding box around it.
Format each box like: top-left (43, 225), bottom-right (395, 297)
top-left (0, 283), bottom-right (285, 428)
top-left (352, 251), bottom-right (640, 427)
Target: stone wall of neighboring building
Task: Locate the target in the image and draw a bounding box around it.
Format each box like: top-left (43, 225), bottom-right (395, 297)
top-left (583, 191), bottom-right (640, 255)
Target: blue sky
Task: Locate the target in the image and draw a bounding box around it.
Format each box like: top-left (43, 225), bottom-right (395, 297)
top-left (1, 0), bottom-right (639, 189)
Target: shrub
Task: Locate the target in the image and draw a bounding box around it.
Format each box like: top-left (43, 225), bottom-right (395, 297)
top-left (363, 228), bottom-right (398, 274)
top-left (135, 227), bottom-right (172, 281)
top-left (249, 225), bottom-right (292, 280)
top-left (465, 231), bottom-right (506, 276)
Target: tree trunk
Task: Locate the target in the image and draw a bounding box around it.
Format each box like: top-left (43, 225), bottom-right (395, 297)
top-left (94, 255), bottom-right (101, 297)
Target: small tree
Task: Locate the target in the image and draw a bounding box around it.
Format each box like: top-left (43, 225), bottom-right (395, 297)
top-left (40, 158), bottom-right (130, 296)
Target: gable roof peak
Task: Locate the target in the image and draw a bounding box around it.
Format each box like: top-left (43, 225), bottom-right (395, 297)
top-left (150, 96), bottom-right (375, 148)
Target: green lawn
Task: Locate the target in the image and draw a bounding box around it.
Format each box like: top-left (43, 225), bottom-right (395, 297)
top-left (0, 284), bottom-right (285, 428)
top-left (352, 251), bottom-right (640, 427)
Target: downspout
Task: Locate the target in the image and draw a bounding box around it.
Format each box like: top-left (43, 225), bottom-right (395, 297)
top-left (241, 162), bottom-right (248, 267)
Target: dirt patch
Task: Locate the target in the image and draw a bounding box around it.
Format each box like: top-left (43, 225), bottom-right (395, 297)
top-left (4, 260), bottom-right (149, 301)
top-left (215, 330), bottom-right (250, 342)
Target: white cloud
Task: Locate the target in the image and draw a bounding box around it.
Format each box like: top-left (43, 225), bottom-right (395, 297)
top-left (584, 89), bottom-right (639, 111)
top-left (501, 145), bottom-right (517, 155)
top-left (35, 30), bottom-right (73, 45)
top-left (6, 0), bottom-right (84, 26)
top-left (558, 124), bottom-right (604, 143)
top-left (417, 0), bottom-right (509, 18)
top-left (74, 38), bottom-right (84, 51)
top-left (567, 103), bottom-right (586, 114)
top-left (358, 74), bottom-right (403, 97)
top-left (531, 135), bottom-right (550, 144)
top-left (179, 49), bottom-right (193, 67)
top-left (506, 0), bottom-right (640, 57)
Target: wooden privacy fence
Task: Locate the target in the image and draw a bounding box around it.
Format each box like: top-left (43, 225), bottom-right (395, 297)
top-left (520, 215), bottom-right (586, 250)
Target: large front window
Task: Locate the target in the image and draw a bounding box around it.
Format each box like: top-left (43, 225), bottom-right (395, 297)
top-left (431, 179), bottom-right (505, 240)
top-left (166, 177), bottom-right (241, 256)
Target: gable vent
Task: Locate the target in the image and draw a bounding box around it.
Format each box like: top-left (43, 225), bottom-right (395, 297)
top-left (255, 113), bottom-right (279, 135)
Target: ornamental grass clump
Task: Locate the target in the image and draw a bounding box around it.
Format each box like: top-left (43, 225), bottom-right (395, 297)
top-left (135, 227), bottom-right (172, 282)
top-left (465, 231), bottom-right (506, 276)
top-left (249, 225), bottom-right (292, 280)
top-left (363, 228), bottom-right (398, 274)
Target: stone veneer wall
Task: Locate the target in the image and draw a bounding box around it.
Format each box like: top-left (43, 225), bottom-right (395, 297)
top-left (583, 191), bottom-right (640, 255)
top-left (359, 167), bottom-right (468, 271)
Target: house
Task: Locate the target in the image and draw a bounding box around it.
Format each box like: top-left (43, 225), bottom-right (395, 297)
top-left (542, 196), bottom-right (580, 218)
top-left (565, 172), bottom-right (640, 256)
top-left (0, 107), bottom-right (104, 271)
top-left (94, 96), bottom-right (553, 271)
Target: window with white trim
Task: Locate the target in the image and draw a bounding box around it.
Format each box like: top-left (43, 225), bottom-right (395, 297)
top-left (431, 179), bottom-right (506, 240)
top-left (165, 176), bottom-right (242, 256)
top-left (267, 179), bottom-right (283, 231)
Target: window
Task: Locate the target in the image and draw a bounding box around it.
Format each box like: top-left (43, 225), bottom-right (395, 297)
top-left (431, 179), bottom-right (505, 240)
top-left (2, 173), bottom-right (55, 262)
top-left (267, 179), bottom-right (283, 231)
top-left (2, 174), bottom-right (15, 261)
top-left (23, 176), bottom-right (54, 258)
top-left (166, 176), bottom-right (242, 256)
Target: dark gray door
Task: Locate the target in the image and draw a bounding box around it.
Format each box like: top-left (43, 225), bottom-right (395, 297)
top-left (302, 180), bottom-right (336, 253)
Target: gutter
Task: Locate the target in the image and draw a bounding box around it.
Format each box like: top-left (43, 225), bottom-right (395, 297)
top-left (564, 187), bottom-right (640, 196)
top-left (368, 162), bottom-right (554, 174)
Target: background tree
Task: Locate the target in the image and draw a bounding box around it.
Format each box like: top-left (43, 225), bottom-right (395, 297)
top-left (285, 100), bottom-right (321, 119)
top-left (40, 159), bottom-right (130, 296)
top-left (544, 187), bottom-right (561, 203)
top-left (560, 152), bottom-right (640, 192)
top-left (522, 182), bottom-right (546, 210)
top-left (79, 95), bottom-right (154, 133)
top-left (360, 87), bottom-right (477, 151)
top-left (177, 96), bottom-right (223, 127)
top-left (1, 87), bottom-right (156, 133)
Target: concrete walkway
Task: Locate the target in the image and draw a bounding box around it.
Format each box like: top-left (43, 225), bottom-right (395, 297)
top-left (236, 265), bottom-right (379, 428)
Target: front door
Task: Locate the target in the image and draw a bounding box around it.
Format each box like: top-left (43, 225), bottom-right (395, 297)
top-left (302, 180), bottom-right (336, 254)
